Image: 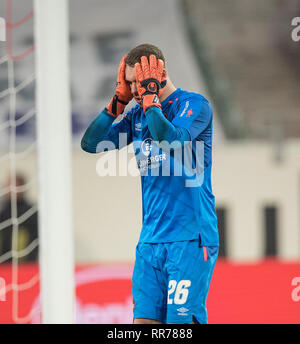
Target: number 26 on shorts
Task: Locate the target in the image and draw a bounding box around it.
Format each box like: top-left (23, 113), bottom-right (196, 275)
top-left (167, 280), bottom-right (191, 305)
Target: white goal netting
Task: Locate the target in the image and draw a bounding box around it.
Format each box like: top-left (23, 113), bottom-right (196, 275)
top-left (0, 0), bottom-right (40, 323)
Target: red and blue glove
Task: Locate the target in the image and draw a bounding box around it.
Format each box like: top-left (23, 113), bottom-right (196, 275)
top-left (134, 55), bottom-right (166, 113)
top-left (106, 55), bottom-right (133, 117)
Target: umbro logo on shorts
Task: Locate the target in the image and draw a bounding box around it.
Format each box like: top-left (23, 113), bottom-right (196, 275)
top-left (177, 307), bottom-right (189, 316)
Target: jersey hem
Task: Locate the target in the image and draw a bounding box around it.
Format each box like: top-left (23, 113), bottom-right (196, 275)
top-left (138, 238), bottom-right (219, 246)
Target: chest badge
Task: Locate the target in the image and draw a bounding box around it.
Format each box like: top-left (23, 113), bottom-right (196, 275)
top-left (135, 122), bottom-right (142, 131)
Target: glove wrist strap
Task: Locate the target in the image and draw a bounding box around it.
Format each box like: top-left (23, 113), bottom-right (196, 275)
top-left (106, 94), bottom-right (129, 117)
top-left (142, 94), bottom-right (161, 113)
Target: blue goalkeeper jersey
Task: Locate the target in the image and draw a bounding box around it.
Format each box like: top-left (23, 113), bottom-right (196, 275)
top-left (104, 88), bottom-right (219, 246)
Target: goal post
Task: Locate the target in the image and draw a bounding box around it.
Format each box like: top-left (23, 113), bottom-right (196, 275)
top-left (34, 0), bottom-right (75, 323)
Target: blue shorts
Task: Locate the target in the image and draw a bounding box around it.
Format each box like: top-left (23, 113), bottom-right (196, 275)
top-left (132, 240), bottom-right (218, 324)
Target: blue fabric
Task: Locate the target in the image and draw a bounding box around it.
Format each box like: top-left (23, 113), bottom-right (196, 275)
top-left (81, 109), bottom-right (132, 153)
top-left (81, 109), bottom-right (115, 153)
top-left (81, 88), bottom-right (219, 246)
top-left (131, 89), bottom-right (218, 245)
top-left (132, 240), bottom-right (219, 323)
top-left (145, 106), bottom-right (191, 147)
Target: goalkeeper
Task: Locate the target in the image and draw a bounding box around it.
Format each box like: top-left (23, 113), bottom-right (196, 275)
top-left (81, 44), bottom-right (219, 324)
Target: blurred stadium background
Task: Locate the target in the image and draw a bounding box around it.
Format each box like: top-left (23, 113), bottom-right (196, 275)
top-left (0, 0), bottom-right (299, 323)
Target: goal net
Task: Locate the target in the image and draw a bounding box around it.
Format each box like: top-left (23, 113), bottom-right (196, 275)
top-left (0, 0), bottom-right (74, 324)
top-left (0, 0), bottom-right (39, 324)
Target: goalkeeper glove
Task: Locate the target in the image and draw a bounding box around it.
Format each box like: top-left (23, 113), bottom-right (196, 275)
top-left (134, 55), bottom-right (166, 113)
top-left (106, 55), bottom-right (133, 117)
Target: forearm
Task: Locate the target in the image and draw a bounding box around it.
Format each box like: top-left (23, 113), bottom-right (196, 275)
top-left (145, 107), bottom-right (190, 147)
top-left (81, 108), bottom-right (115, 153)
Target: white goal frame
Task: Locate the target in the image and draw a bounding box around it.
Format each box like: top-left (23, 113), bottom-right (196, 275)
top-left (34, 0), bottom-right (74, 324)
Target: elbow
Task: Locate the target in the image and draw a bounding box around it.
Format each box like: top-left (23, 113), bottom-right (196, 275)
top-left (81, 138), bottom-right (96, 154)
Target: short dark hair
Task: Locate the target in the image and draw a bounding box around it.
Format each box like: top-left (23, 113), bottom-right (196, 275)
top-left (125, 43), bottom-right (165, 67)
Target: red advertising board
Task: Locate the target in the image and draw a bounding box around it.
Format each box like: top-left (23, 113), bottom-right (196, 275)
top-left (208, 260), bottom-right (300, 324)
top-left (0, 260), bottom-right (299, 324)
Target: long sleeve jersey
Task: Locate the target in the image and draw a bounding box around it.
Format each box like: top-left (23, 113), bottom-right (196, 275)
top-left (81, 88), bottom-right (219, 246)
